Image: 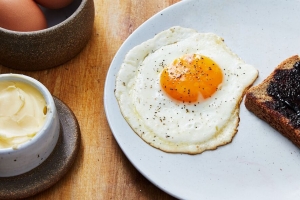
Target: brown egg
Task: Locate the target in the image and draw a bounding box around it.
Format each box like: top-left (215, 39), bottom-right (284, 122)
top-left (0, 0), bottom-right (47, 32)
top-left (34, 0), bottom-right (74, 9)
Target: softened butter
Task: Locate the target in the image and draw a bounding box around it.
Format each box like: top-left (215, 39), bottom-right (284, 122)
top-left (0, 81), bottom-right (47, 149)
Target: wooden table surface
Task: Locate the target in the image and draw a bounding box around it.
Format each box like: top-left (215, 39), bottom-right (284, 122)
top-left (0, 0), bottom-right (180, 199)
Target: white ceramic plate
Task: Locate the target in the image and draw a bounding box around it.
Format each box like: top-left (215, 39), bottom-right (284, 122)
top-left (104, 0), bottom-right (300, 199)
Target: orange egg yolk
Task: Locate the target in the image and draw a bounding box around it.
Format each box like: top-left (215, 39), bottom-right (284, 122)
top-left (160, 54), bottom-right (223, 103)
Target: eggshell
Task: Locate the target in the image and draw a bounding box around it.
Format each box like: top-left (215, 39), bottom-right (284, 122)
top-left (34, 0), bottom-right (74, 9)
top-left (0, 0), bottom-right (47, 32)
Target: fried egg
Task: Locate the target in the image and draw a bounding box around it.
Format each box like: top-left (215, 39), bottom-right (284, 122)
top-left (115, 26), bottom-right (258, 154)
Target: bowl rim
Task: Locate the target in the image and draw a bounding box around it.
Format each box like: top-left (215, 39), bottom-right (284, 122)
top-left (0, 0), bottom-right (88, 35)
top-left (0, 73), bottom-right (56, 153)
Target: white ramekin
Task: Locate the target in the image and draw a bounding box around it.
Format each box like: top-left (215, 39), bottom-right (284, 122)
top-left (0, 74), bottom-right (60, 177)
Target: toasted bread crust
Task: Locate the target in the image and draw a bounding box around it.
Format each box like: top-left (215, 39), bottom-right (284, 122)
top-left (245, 55), bottom-right (300, 147)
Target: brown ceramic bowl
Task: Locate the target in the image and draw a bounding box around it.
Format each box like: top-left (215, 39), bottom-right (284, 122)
top-left (0, 0), bottom-right (94, 71)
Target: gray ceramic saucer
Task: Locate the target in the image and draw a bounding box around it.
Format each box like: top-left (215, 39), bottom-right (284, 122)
top-left (0, 97), bottom-right (81, 199)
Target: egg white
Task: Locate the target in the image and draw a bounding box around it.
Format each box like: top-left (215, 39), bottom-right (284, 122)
top-left (115, 26), bottom-right (258, 154)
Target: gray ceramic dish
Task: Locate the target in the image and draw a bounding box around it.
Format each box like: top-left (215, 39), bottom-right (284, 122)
top-left (0, 0), bottom-right (94, 71)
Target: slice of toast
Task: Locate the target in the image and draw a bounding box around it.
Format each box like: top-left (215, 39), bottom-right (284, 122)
top-left (245, 55), bottom-right (300, 148)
